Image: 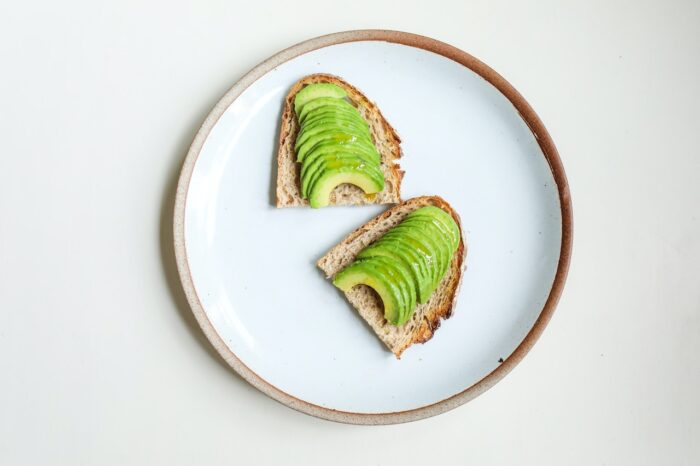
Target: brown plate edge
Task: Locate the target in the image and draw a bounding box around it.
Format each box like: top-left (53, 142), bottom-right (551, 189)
top-left (173, 29), bottom-right (573, 425)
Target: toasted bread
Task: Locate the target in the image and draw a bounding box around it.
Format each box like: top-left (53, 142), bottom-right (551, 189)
top-left (275, 74), bottom-right (403, 207)
top-left (317, 196), bottom-right (467, 358)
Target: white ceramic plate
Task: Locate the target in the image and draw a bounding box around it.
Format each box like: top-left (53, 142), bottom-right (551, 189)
top-left (174, 31), bottom-right (572, 424)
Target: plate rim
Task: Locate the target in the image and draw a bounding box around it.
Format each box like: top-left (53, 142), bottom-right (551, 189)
top-left (173, 29), bottom-right (573, 425)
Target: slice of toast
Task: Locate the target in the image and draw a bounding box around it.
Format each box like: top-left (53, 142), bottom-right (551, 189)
top-left (317, 196), bottom-right (467, 358)
top-left (275, 74), bottom-right (403, 207)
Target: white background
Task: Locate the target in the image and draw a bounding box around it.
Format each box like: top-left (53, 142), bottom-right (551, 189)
top-left (1, 1), bottom-right (698, 464)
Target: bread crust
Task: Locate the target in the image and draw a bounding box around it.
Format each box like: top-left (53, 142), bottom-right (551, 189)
top-left (275, 74), bottom-right (403, 207)
top-left (317, 196), bottom-right (467, 358)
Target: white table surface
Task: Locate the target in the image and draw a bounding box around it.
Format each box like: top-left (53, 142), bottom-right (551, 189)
top-left (1, 1), bottom-right (698, 464)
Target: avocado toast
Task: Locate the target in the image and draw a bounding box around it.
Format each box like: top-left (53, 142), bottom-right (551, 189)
top-left (276, 74), bottom-right (403, 207)
top-left (317, 196), bottom-right (467, 358)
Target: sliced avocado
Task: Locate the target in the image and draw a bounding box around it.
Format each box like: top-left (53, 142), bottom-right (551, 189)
top-left (297, 96), bottom-right (355, 121)
top-left (295, 124), bottom-right (372, 151)
top-left (301, 114), bottom-right (369, 135)
top-left (367, 256), bottom-right (416, 324)
top-left (297, 119), bottom-right (370, 146)
top-left (380, 229), bottom-right (438, 289)
top-left (301, 149), bottom-right (380, 184)
top-left (382, 224), bottom-right (446, 291)
top-left (303, 141), bottom-right (380, 167)
top-left (401, 212), bottom-right (459, 263)
top-left (307, 166), bottom-right (384, 208)
top-left (301, 153), bottom-right (382, 197)
top-left (409, 206), bottom-right (457, 226)
top-left (348, 207), bottom-right (460, 307)
top-left (297, 137), bottom-right (377, 163)
top-left (299, 102), bottom-right (361, 124)
top-left (375, 236), bottom-right (433, 303)
top-left (301, 147), bottom-right (381, 197)
top-left (358, 238), bottom-right (432, 304)
top-left (294, 83), bottom-right (346, 114)
top-left (406, 206), bottom-right (460, 249)
top-left (421, 215), bottom-right (460, 251)
top-left (302, 157), bottom-right (383, 199)
top-left (301, 149), bottom-right (378, 176)
top-left (394, 220), bottom-right (452, 293)
top-left (394, 218), bottom-right (451, 281)
top-left (402, 214), bottom-right (458, 254)
top-left (296, 133), bottom-right (376, 162)
top-left (301, 106), bottom-right (365, 126)
top-left (333, 260), bottom-right (404, 325)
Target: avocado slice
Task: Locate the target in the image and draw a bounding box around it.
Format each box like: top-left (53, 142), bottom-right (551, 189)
top-left (301, 113), bottom-right (368, 136)
top-left (402, 212), bottom-right (459, 257)
top-left (301, 153), bottom-right (382, 198)
top-left (368, 256), bottom-right (416, 324)
top-left (295, 124), bottom-right (372, 151)
top-left (301, 114), bottom-right (369, 135)
top-left (296, 133), bottom-right (376, 162)
top-left (358, 237), bottom-right (432, 304)
top-left (303, 141), bottom-right (380, 167)
top-left (407, 216), bottom-right (459, 273)
top-left (333, 259), bottom-right (404, 325)
top-left (406, 206), bottom-right (461, 249)
top-left (405, 221), bottom-right (453, 293)
top-left (294, 83), bottom-right (346, 114)
top-left (402, 214), bottom-right (459, 254)
top-left (301, 150), bottom-right (379, 179)
top-left (300, 102), bottom-right (363, 125)
top-left (392, 237), bottom-right (432, 299)
top-left (302, 104), bottom-right (365, 120)
top-left (303, 157), bottom-right (383, 200)
top-left (297, 119), bottom-right (370, 147)
top-left (297, 96), bottom-right (356, 121)
top-left (393, 219), bottom-right (451, 284)
top-left (297, 137), bottom-right (377, 163)
top-left (307, 166), bottom-right (384, 208)
top-left (382, 223), bottom-right (446, 292)
top-left (380, 229), bottom-right (439, 289)
top-left (375, 236), bottom-right (434, 303)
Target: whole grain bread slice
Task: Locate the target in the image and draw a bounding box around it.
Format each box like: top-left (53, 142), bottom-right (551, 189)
top-left (276, 74), bottom-right (403, 207)
top-left (317, 196), bottom-right (467, 358)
